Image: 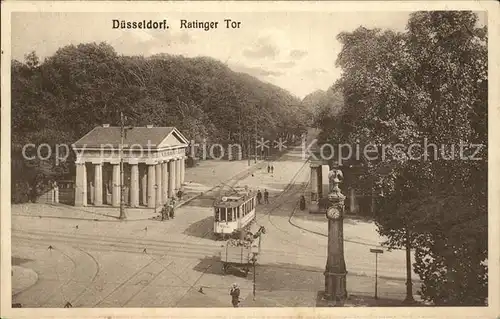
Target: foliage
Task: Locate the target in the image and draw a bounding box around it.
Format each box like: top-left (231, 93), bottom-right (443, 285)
top-left (326, 11), bottom-right (487, 305)
top-left (12, 43), bottom-right (309, 200)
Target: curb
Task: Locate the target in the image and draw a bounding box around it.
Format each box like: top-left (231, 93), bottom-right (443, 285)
top-left (13, 161), bottom-right (266, 223)
top-left (12, 265), bottom-right (39, 297)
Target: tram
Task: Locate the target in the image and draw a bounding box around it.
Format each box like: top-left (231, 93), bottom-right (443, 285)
top-left (213, 188), bottom-right (257, 240)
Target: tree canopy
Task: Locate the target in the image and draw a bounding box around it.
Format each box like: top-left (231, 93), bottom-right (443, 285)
top-left (316, 11), bottom-right (487, 305)
top-left (12, 43), bottom-right (309, 201)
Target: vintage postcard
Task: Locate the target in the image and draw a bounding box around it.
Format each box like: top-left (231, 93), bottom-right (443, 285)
top-left (1, 1), bottom-right (499, 318)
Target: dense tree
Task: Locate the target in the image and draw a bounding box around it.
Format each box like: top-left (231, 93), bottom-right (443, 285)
top-left (12, 42), bottom-right (308, 201)
top-left (319, 11), bottom-right (487, 305)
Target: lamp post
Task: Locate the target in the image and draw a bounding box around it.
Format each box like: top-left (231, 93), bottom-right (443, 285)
top-left (369, 248), bottom-right (384, 300)
top-left (254, 121), bottom-right (257, 163)
top-left (154, 184), bottom-right (158, 214)
top-left (119, 113), bottom-right (134, 220)
top-left (119, 112), bottom-right (126, 220)
top-left (251, 254), bottom-right (257, 300)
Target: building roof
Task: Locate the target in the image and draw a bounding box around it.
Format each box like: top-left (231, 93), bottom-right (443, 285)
top-left (73, 126), bottom-right (189, 149)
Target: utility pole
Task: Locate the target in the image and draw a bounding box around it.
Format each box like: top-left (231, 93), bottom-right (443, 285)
top-left (403, 229), bottom-right (415, 304)
top-left (370, 248), bottom-right (383, 300)
top-left (119, 112), bottom-right (126, 220)
top-left (252, 254), bottom-right (256, 300)
top-left (254, 121), bottom-right (257, 163)
top-left (247, 134), bottom-right (251, 166)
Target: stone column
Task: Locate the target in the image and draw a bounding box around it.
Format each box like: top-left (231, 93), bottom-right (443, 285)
top-left (141, 164), bottom-right (148, 206)
top-left (130, 160), bottom-right (139, 208)
top-left (162, 161), bottom-right (169, 203)
top-left (321, 165), bottom-right (330, 211)
top-left (310, 165), bottom-right (318, 199)
top-left (111, 162), bottom-right (120, 207)
top-left (175, 158), bottom-right (181, 190)
top-left (93, 161), bottom-right (103, 206)
top-left (54, 184), bottom-right (59, 203)
top-left (156, 163), bottom-right (162, 206)
top-left (309, 164), bottom-right (319, 213)
top-left (74, 161), bottom-right (87, 206)
top-left (321, 165), bottom-right (330, 198)
top-left (168, 159), bottom-right (175, 198)
top-left (324, 169), bottom-right (348, 304)
top-left (147, 162), bottom-right (156, 208)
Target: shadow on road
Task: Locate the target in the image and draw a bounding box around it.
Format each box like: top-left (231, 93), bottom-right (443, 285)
top-left (183, 216), bottom-right (215, 239)
top-left (194, 256), bottom-right (253, 278)
top-left (183, 194), bottom-right (217, 208)
top-left (255, 262), bottom-right (324, 292)
top-left (12, 256), bottom-right (34, 266)
top-left (315, 290), bottom-right (412, 307)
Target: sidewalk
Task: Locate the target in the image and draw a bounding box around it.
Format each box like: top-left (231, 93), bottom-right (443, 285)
top-left (290, 212), bottom-right (387, 247)
top-left (11, 159), bottom-right (264, 222)
top-left (12, 265), bottom-right (38, 296)
top-left (238, 263), bottom-right (423, 307)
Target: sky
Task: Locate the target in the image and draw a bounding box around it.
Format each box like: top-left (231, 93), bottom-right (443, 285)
top-left (11, 11), bottom-right (486, 99)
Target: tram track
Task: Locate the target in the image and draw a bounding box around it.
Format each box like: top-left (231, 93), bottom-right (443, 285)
top-left (37, 246), bottom-right (78, 307)
top-left (71, 247), bottom-right (101, 306)
top-left (14, 145), bottom-right (332, 307)
top-left (252, 157), bottom-right (317, 251)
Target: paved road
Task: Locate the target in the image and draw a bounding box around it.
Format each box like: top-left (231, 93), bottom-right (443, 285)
top-left (11, 143), bottom-right (419, 307)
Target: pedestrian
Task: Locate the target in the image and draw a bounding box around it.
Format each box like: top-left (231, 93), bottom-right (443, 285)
top-left (264, 189), bottom-right (269, 204)
top-left (177, 189), bottom-right (183, 201)
top-left (300, 195), bottom-right (306, 210)
top-left (169, 199), bottom-right (176, 219)
top-left (267, 165), bottom-right (270, 173)
top-left (256, 190), bottom-right (262, 204)
top-left (230, 283), bottom-right (241, 307)
top-left (161, 203), bottom-right (169, 221)
top-left (271, 165), bottom-right (274, 174)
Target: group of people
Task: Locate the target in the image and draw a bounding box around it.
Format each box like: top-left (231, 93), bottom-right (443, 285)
top-left (159, 189), bottom-right (185, 221)
top-left (256, 189), bottom-right (269, 204)
top-left (267, 164), bottom-right (275, 174)
top-left (160, 198), bottom-right (177, 220)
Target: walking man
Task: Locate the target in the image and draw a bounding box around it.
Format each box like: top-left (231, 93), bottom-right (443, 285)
top-left (256, 190), bottom-right (262, 204)
top-left (267, 165), bottom-right (270, 173)
top-left (177, 189), bottom-right (183, 201)
top-left (230, 283), bottom-right (241, 307)
top-left (270, 165), bottom-right (274, 174)
top-left (264, 189), bottom-right (269, 204)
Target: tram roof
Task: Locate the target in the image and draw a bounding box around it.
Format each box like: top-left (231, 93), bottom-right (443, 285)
top-left (213, 192), bottom-right (255, 208)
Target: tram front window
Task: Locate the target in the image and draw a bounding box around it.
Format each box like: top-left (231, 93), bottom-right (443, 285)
top-left (220, 208), bottom-right (226, 222)
top-left (215, 208), bottom-right (220, 221)
top-left (227, 208), bottom-right (233, 222)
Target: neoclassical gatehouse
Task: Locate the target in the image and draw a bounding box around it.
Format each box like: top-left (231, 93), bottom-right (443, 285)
top-left (72, 125), bottom-right (189, 208)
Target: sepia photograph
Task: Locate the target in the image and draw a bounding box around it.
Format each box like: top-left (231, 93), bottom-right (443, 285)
top-left (1, 1), bottom-right (498, 318)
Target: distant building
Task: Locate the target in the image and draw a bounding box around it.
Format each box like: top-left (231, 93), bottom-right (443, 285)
top-left (72, 125), bottom-right (189, 208)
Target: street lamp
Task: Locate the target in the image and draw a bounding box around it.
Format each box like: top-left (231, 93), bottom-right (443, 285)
top-left (119, 112), bottom-right (134, 220)
top-left (369, 248), bottom-right (384, 300)
top-left (251, 253), bottom-right (257, 301)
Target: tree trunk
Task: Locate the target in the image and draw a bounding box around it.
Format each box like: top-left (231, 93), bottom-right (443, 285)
top-left (403, 228), bottom-right (415, 304)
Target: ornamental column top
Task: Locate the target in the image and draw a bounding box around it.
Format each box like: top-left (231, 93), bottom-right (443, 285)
top-left (326, 169), bottom-right (346, 220)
